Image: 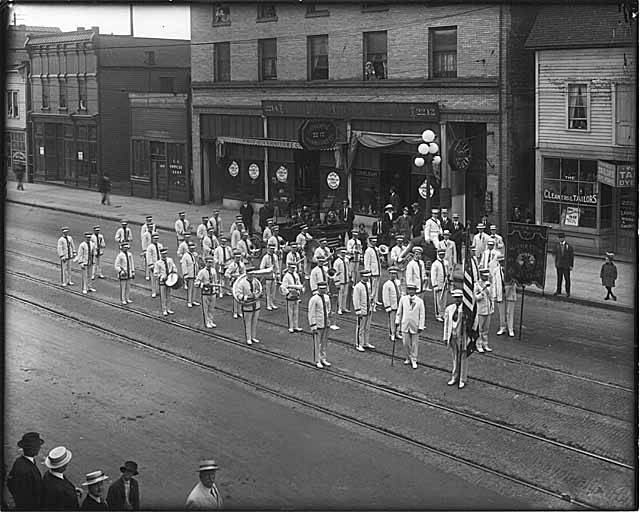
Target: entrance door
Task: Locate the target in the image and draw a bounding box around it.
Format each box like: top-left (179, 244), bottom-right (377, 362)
top-left (151, 158), bottom-right (168, 200)
top-left (616, 188), bottom-right (635, 256)
top-left (294, 150), bottom-right (321, 206)
top-left (465, 170), bottom-right (486, 225)
top-left (381, 153), bottom-right (412, 210)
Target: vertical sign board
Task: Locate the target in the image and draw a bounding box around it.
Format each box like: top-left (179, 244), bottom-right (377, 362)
top-left (506, 222), bottom-right (549, 289)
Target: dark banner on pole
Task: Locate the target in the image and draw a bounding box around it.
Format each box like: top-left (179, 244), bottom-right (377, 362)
top-left (506, 222), bottom-right (549, 289)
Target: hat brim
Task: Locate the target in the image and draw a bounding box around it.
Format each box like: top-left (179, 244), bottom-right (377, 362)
top-left (45, 449), bottom-right (72, 469)
top-left (198, 465), bottom-right (220, 472)
top-left (120, 466), bottom-right (139, 475)
top-left (82, 475), bottom-right (109, 486)
top-left (18, 438), bottom-right (44, 448)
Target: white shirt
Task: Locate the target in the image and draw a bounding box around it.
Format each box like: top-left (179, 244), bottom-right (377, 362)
top-left (50, 470), bottom-right (65, 479)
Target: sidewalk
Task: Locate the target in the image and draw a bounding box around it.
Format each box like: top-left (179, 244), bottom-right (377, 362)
top-left (6, 181), bottom-right (636, 312)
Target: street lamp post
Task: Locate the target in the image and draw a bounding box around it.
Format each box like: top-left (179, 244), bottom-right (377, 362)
top-left (414, 129), bottom-right (441, 221)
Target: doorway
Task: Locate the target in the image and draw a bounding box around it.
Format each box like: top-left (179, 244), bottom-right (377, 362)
top-left (381, 153), bottom-right (413, 209)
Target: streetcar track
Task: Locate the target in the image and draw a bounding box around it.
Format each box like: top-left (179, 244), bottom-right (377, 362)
top-left (6, 268), bottom-right (635, 473)
top-left (7, 247), bottom-right (635, 411)
top-left (4, 292), bottom-right (603, 510)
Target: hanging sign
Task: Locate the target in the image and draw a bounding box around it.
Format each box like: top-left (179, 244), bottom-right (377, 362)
top-left (275, 165), bottom-right (288, 182)
top-left (418, 180), bottom-right (434, 199)
top-left (39, 146), bottom-right (45, 155)
top-left (299, 119), bottom-right (337, 151)
top-left (449, 139), bottom-right (472, 171)
top-left (248, 163), bottom-right (260, 180)
top-left (326, 171), bottom-right (340, 190)
top-left (228, 161), bottom-right (239, 177)
top-left (77, 151), bottom-right (84, 161)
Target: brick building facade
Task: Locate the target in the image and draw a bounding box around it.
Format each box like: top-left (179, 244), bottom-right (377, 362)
top-left (25, 27), bottom-right (190, 191)
top-left (191, 2), bottom-right (538, 230)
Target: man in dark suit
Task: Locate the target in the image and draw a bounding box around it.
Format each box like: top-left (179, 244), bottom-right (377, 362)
top-left (411, 202), bottom-right (424, 238)
top-left (42, 446), bottom-right (81, 509)
top-left (258, 201), bottom-right (274, 232)
top-left (450, 213), bottom-right (464, 264)
top-left (372, 205), bottom-right (393, 247)
top-left (239, 199), bottom-right (254, 234)
top-left (339, 199), bottom-right (355, 241)
top-left (7, 432), bottom-right (44, 509)
top-left (440, 208), bottom-right (454, 237)
top-left (552, 232), bottom-right (574, 297)
top-left (107, 460), bottom-right (140, 510)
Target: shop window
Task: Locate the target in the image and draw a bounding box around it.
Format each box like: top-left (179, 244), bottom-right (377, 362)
top-left (600, 184), bottom-right (613, 229)
top-left (257, 3), bottom-right (277, 21)
top-left (159, 76), bottom-right (175, 92)
top-left (615, 84), bottom-right (635, 145)
top-left (430, 27), bottom-right (457, 78)
top-left (144, 51), bottom-right (156, 65)
top-left (78, 78), bottom-right (87, 110)
top-left (59, 79), bottom-right (67, 109)
top-left (308, 34), bottom-right (328, 80)
top-left (132, 140), bottom-right (150, 179)
top-left (214, 42), bottom-right (231, 82)
top-left (258, 38), bottom-right (277, 81)
top-left (542, 157), bottom-right (599, 229)
top-left (7, 90), bottom-right (19, 118)
top-left (353, 168), bottom-right (380, 216)
top-left (42, 80), bottom-right (50, 109)
top-left (305, 3), bottom-right (329, 17)
top-left (213, 4), bottom-right (231, 25)
top-left (363, 31), bottom-right (387, 80)
top-left (567, 83), bottom-right (588, 130)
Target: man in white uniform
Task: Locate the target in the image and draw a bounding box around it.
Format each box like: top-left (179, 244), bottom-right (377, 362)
top-left (395, 283), bottom-right (425, 369)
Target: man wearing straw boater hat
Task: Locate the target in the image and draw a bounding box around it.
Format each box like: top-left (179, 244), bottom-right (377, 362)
top-left (80, 470), bottom-right (109, 509)
top-left (233, 266), bottom-right (263, 345)
top-left (395, 283), bottom-right (425, 369)
top-left (308, 281), bottom-right (332, 368)
top-left (431, 247), bottom-right (450, 322)
top-left (155, 247), bottom-right (178, 316)
top-left (115, 219), bottom-right (133, 246)
top-left (76, 231), bottom-right (97, 295)
top-left (140, 216), bottom-right (156, 282)
top-left (382, 266), bottom-right (403, 343)
top-left (57, 226), bottom-right (76, 286)
top-left (332, 247), bottom-right (350, 314)
top-left (353, 269), bottom-right (375, 352)
top-left (115, 242), bottom-right (135, 305)
top-left (90, 225), bottom-right (106, 280)
top-left (146, 232), bottom-right (163, 298)
top-left (443, 289), bottom-right (469, 388)
top-left (281, 260), bottom-right (304, 333)
top-left (196, 255), bottom-right (219, 329)
top-left (107, 461), bottom-right (140, 511)
top-left (42, 446), bottom-right (81, 509)
top-left (175, 211), bottom-right (191, 248)
top-left (186, 459), bottom-right (223, 509)
top-left (7, 432), bottom-right (45, 509)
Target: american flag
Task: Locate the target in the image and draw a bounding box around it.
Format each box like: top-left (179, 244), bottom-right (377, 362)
top-left (462, 243), bottom-right (479, 356)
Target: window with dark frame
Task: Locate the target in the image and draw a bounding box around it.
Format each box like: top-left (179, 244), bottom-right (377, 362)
top-left (41, 80), bottom-right (49, 109)
top-left (259, 38), bottom-right (277, 80)
top-left (7, 91), bottom-right (18, 117)
top-left (213, 4), bottom-right (231, 24)
top-left (305, 3), bottom-right (329, 16)
top-left (257, 3), bottom-right (277, 20)
top-left (363, 31), bottom-right (387, 80)
top-left (214, 42), bottom-right (231, 82)
top-left (308, 34), bottom-right (328, 80)
top-left (78, 78), bottom-right (87, 110)
top-left (568, 83), bottom-right (588, 130)
top-left (59, 79), bottom-right (67, 108)
top-left (431, 26), bottom-right (457, 78)
top-left (159, 76), bottom-right (175, 92)
top-left (144, 51), bottom-right (156, 65)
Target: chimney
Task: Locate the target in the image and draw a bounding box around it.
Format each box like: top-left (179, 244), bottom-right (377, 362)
top-left (77, 26), bottom-right (85, 31)
top-left (91, 26), bottom-right (99, 33)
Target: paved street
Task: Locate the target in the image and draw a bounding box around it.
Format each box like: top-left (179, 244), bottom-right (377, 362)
top-left (4, 202), bottom-right (637, 509)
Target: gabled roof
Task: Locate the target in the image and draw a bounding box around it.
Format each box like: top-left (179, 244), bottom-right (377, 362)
top-left (525, 4), bottom-right (636, 50)
top-left (25, 30), bottom-right (96, 46)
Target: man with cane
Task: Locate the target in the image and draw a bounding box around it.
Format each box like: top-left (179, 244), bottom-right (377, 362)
top-left (443, 289), bottom-right (468, 388)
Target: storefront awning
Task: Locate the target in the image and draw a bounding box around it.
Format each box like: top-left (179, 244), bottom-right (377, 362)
top-left (217, 136), bottom-right (304, 151)
top-left (347, 130), bottom-right (424, 170)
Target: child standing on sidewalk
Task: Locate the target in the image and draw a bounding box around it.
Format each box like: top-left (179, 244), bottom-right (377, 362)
top-left (600, 252), bottom-right (618, 301)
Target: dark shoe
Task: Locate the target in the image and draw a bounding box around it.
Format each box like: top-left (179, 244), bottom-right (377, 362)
top-left (553, 292), bottom-right (560, 296)
top-left (566, 293), bottom-right (570, 297)
top-left (604, 296), bottom-right (610, 300)
top-left (612, 295), bottom-right (617, 301)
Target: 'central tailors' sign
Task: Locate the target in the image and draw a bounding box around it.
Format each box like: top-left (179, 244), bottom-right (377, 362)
top-left (299, 119), bottom-right (337, 151)
top-left (506, 223), bottom-right (550, 289)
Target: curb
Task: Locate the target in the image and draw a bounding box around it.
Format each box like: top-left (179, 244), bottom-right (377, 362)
top-left (9, 197), bottom-right (635, 314)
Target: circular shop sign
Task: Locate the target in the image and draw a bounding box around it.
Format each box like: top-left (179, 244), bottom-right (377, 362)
top-left (418, 180), bottom-right (435, 199)
top-left (248, 163), bottom-right (260, 180)
top-left (275, 165), bottom-right (288, 183)
top-left (228, 161), bottom-right (239, 177)
top-left (326, 171), bottom-right (340, 190)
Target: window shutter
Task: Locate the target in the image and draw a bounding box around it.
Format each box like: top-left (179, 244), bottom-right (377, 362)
top-left (616, 85), bottom-right (635, 146)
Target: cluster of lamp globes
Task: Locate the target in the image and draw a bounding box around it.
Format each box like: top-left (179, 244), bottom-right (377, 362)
top-left (414, 129), bottom-right (441, 168)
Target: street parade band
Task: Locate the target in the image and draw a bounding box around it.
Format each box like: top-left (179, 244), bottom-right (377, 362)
top-left (56, 205), bottom-right (513, 389)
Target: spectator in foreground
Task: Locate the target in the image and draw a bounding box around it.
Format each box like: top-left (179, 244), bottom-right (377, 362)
top-left (107, 460), bottom-right (140, 510)
top-left (186, 460), bottom-right (223, 510)
top-left (600, 252), bottom-right (618, 301)
top-left (7, 432), bottom-right (45, 510)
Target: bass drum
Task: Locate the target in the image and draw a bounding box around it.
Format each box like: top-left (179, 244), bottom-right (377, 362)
top-left (304, 238), bottom-right (320, 262)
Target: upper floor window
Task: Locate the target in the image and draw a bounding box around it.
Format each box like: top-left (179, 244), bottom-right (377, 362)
top-left (59, 79), bottom-right (67, 109)
top-left (41, 80), bottom-right (50, 109)
top-left (430, 27), bottom-right (457, 78)
top-left (305, 3), bottom-right (329, 17)
top-left (7, 91), bottom-right (18, 118)
top-left (78, 78), bottom-right (87, 110)
top-left (213, 4), bottom-right (231, 25)
top-left (259, 38), bottom-right (277, 80)
top-left (159, 76), bottom-right (175, 92)
top-left (363, 31), bottom-right (387, 80)
top-left (144, 51), bottom-right (156, 65)
top-left (361, 2), bottom-right (389, 12)
top-left (615, 83), bottom-right (635, 145)
top-left (214, 42), bottom-right (231, 82)
top-left (567, 83), bottom-right (588, 130)
top-left (308, 34), bottom-right (328, 80)
top-left (257, 3), bottom-right (277, 21)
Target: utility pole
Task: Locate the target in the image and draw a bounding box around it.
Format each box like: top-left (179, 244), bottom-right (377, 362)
top-left (129, 4), bottom-right (134, 36)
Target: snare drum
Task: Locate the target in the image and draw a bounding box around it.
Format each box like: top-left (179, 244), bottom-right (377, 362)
top-left (165, 273), bottom-right (179, 288)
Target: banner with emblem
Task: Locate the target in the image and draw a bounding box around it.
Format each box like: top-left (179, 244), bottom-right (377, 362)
top-left (506, 222), bottom-right (549, 289)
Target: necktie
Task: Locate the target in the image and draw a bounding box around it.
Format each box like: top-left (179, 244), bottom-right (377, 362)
top-left (365, 282), bottom-right (370, 314)
top-left (410, 297), bottom-right (415, 309)
top-left (321, 294), bottom-right (328, 325)
top-left (87, 242), bottom-right (93, 264)
top-left (181, 219), bottom-right (186, 233)
top-left (64, 235), bottom-right (71, 259)
top-left (208, 268), bottom-right (213, 287)
top-left (250, 278), bottom-right (255, 294)
top-left (392, 279), bottom-right (400, 306)
top-left (341, 258), bottom-right (346, 284)
top-left (321, 267), bottom-right (326, 283)
top-left (125, 251), bottom-right (130, 277)
top-left (127, 228), bottom-right (131, 242)
top-left (223, 247), bottom-right (228, 265)
top-left (452, 305), bottom-right (458, 322)
top-left (501, 268), bottom-right (505, 294)
top-left (270, 253), bottom-right (274, 267)
top-left (154, 243), bottom-right (159, 259)
top-left (418, 262), bottom-right (423, 292)
top-left (164, 259), bottom-right (169, 279)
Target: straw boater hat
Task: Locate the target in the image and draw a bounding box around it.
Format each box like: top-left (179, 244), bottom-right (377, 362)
top-left (178, 211), bottom-right (185, 216)
top-left (384, 204), bottom-right (394, 210)
top-left (317, 281), bottom-right (328, 289)
top-left (487, 239), bottom-right (495, 246)
top-left (45, 446), bottom-right (73, 469)
top-left (121, 219), bottom-right (128, 225)
top-left (452, 213), bottom-right (459, 218)
top-left (152, 232), bottom-right (160, 238)
top-left (81, 470), bottom-right (109, 487)
top-left (451, 289), bottom-right (463, 298)
top-left (412, 246), bottom-right (423, 253)
top-left (490, 224), bottom-right (497, 230)
top-left (61, 226), bottom-right (70, 232)
top-left (431, 208), bottom-right (440, 214)
top-left (479, 268), bottom-right (491, 277)
top-left (477, 223), bottom-right (485, 229)
top-left (198, 459), bottom-right (220, 472)
top-left (406, 283), bottom-right (418, 291)
top-left (388, 266), bottom-right (399, 273)
top-left (205, 255), bottom-right (215, 262)
top-left (360, 270), bottom-right (371, 277)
